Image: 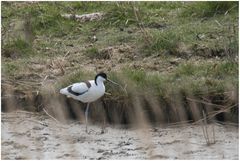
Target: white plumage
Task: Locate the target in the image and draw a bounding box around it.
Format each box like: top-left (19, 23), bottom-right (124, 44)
top-left (60, 80), bottom-right (105, 103)
top-left (60, 72), bottom-right (116, 133)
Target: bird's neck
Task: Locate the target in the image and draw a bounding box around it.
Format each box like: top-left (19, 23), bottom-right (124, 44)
top-left (95, 79), bottom-right (104, 86)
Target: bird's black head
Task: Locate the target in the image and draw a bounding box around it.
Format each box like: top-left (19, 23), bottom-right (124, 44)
top-left (95, 72), bottom-right (107, 85)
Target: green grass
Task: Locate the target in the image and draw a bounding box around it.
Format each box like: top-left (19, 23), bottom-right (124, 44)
top-left (2, 2), bottom-right (238, 57)
top-left (2, 59), bottom-right (30, 79)
top-left (59, 60), bottom-right (238, 96)
top-left (2, 38), bottom-right (34, 58)
top-left (2, 62), bottom-right (19, 76)
top-left (103, 2), bottom-right (137, 28)
top-left (140, 13), bottom-right (238, 57)
top-left (182, 1), bottom-right (238, 18)
top-left (54, 60), bottom-right (238, 109)
top-left (84, 47), bottom-right (100, 59)
top-left (142, 29), bottom-right (182, 55)
top-left (27, 3), bottom-right (79, 37)
top-left (55, 69), bottom-right (93, 91)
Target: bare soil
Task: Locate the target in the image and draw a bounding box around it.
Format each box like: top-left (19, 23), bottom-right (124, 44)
top-left (1, 111), bottom-right (238, 160)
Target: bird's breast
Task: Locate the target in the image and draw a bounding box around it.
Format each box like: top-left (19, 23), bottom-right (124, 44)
top-left (81, 83), bottom-right (105, 102)
top-left (91, 84), bottom-right (105, 96)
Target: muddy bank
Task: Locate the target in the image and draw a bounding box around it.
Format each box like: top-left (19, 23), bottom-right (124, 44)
top-left (2, 84), bottom-right (238, 125)
top-left (1, 111), bottom-right (238, 159)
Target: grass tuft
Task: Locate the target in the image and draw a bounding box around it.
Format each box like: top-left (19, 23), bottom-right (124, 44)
top-left (3, 38), bottom-right (34, 58)
top-left (182, 1), bottom-right (238, 18)
top-left (84, 47), bottom-right (99, 59)
top-left (104, 2), bottom-right (138, 28)
top-left (2, 62), bottom-right (19, 76)
top-left (142, 29), bottom-right (181, 55)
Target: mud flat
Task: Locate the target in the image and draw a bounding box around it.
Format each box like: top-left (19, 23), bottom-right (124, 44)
top-left (1, 111), bottom-right (238, 159)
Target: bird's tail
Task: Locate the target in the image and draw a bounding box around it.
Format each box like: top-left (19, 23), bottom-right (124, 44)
top-left (60, 87), bottom-right (68, 95)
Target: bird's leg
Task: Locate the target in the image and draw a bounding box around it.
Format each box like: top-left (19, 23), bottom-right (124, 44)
top-left (101, 117), bottom-right (106, 134)
top-left (85, 103), bottom-right (90, 133)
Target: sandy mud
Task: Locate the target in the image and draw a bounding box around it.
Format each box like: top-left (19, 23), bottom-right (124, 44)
top-left (1, 111), bottom-right (238, 159)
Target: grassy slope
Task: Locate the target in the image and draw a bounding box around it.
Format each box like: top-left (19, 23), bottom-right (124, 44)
top-left (1, 2), bottom-right (239, 122)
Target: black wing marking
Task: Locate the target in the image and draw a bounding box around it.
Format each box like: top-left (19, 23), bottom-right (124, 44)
top-left (67, 86), bottom-right (88, 96)
top-left (84, 81), bottom-right (91, 88)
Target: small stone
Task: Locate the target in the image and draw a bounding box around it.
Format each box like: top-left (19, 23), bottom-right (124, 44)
top-left (97, 157), bottom-right (105, 160)
top-left (97, 149), bottom-right (104, 153)
top-left (33, 126), bottom-right (43, 130)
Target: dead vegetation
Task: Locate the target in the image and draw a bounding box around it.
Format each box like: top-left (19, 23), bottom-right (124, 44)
top-left (61, 12), bottom-right (104, 22)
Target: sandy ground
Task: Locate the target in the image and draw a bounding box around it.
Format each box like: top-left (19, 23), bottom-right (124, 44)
top-left (1, 111), bottom-right (239, 160)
